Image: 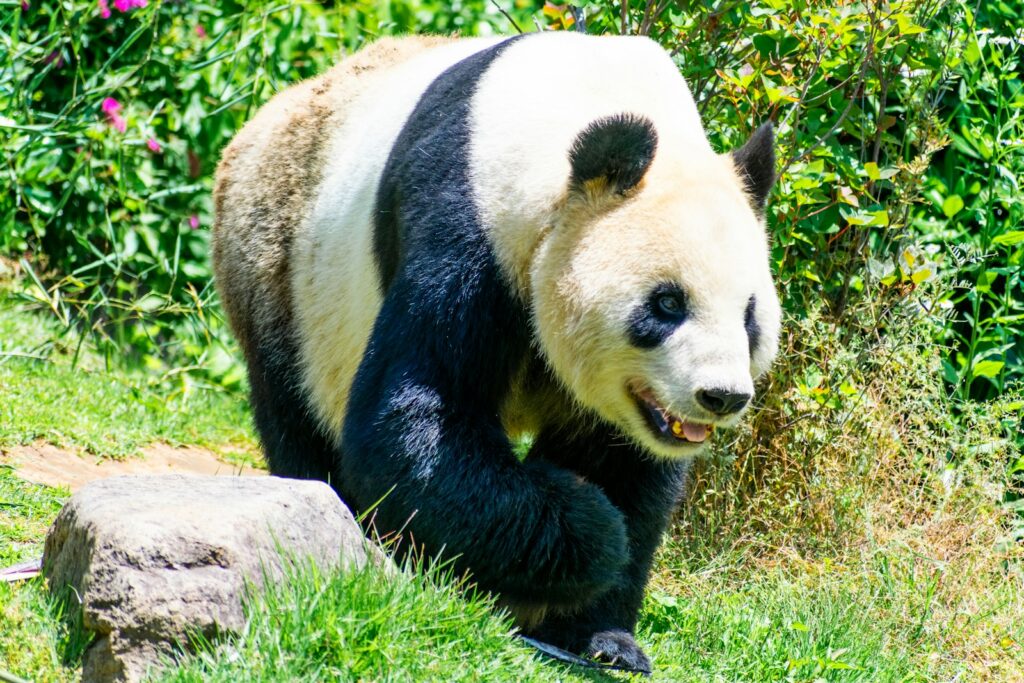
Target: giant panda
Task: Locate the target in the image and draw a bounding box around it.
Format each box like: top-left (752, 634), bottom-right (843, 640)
top-left (213, 31), bottom-right (781, 673)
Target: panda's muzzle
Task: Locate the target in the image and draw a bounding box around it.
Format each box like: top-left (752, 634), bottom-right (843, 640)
top-left (630, 386), bottom-right (713, 445)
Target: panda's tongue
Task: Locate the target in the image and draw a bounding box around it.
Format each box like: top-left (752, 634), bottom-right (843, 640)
top-left (636, 388), bottom-right (711, 443)
top-left (671, 419), bottom-right (710, 443)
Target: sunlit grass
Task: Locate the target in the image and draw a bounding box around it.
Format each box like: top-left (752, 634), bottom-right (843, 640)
top-left (0, 295), bottom-right (256, 458)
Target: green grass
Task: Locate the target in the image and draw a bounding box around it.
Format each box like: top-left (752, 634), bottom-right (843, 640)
top-left (0, 295), bottom-right (259, 683)
top-left (0, 295), bottom-right (1021, 682)
top-left (0, 471), bottom-right (77, 682)
top-left (5, 511), bottom-right (1020, 683)
top-left (642, 556), bottom-right (1020, 681)
top-left (157, 561), bottom-right (587, 683)
top-left (0, 469), bottom-right (66, 566)
top-left (147, 539), bottom-right (1022, 683)
top-left (0, 294), bottom-right (256, 458)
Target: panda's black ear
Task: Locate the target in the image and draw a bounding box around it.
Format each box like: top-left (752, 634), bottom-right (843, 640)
top-left (731, 122), bottom-right (776, 213)
top-left (568, 114), bottom-right (658, 198)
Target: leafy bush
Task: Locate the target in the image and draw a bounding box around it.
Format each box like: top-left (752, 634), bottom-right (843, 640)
top-left (0, 0), bottom-right (531, 383)
top-left (2, 0), bottom-right (1021, 548)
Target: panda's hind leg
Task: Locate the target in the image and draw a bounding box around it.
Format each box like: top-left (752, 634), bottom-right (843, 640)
top-left (523, 423), bottom-right (689, 673)
top-left (245, 333), bottom-right (337, 485)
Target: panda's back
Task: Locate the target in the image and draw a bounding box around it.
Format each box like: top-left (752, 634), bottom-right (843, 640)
top-left (214, 35), bottom-right (504, 437)
top-left (214, 32), bottom-right (710, 441)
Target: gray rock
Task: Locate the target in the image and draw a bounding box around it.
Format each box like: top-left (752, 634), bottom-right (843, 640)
top-left (43, 474), bottom-right (380, 683)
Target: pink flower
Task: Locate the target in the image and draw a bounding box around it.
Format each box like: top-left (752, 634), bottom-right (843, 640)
top-left (189, 215), bottom-right (200, 230)
top-left (195, 24), bottom-right (207, 38)
top-left (146, 138), bottom-right (161, 153)
top-left (44, 51), bottom-right (65, 68)
top-left (113, 0), bottom-right (147, 11)
top-left (98, 0), bottom-right (110, 18)
top-left (101, 97), bottom-right (126, 133)
top-left (21, 1), bottom-right (29, 11)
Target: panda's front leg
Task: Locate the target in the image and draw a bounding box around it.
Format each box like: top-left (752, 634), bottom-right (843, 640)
top-left (523, 423), bottom-right (690, 674)
top-left (337, 317), bottom-right (631, 614)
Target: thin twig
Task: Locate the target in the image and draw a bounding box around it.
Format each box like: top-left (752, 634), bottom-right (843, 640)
top-left (778, 42), bottom-right (826, 132)
top-left (777, 41), bottom-right (873, 179)
top-left (639, 0), bottom-right (654, 35)
top-left (489, 0), bottom-right (523, 34)
top-left (639, 0), bottom-right (670, 36)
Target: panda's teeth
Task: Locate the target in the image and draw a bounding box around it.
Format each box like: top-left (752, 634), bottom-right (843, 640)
top-left (649, 404), bottom-right (669, 432)
top-left (631, 384), bottom-right (715, 444)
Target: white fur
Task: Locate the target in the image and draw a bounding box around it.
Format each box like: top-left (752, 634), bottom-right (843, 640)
top-left (293, 38), bottom-right (505, 437)
top-left (469, 33), bottom-right (711, 293)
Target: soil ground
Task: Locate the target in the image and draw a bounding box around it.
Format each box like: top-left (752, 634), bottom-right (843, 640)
top-left (1, 442), bottom-right (264, 491)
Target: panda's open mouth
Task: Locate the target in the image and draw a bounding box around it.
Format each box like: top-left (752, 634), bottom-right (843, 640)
top-left (630, 386), bottom-right (713, 445)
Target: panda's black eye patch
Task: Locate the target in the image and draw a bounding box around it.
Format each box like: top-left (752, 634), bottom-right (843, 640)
top-left (745, 294), bottom-right (760, 355)
top-left (628, 283), bottom-right (688, 348)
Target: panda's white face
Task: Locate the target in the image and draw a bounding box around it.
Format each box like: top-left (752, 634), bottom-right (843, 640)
top-left (530, 155), bottom-right (781, 459)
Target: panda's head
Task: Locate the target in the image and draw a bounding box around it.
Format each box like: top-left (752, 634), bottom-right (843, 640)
top-left (531, 114), bottom-right (781, 459)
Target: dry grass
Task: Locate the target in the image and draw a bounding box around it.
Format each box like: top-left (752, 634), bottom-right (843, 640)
top-left (665, 305), bottom-right (1024, 678)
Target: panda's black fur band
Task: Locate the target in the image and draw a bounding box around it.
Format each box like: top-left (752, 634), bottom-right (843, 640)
top-left (372, 36), bottom-right (525, 291)
top-left (568, 113), bottom-right (658, 196)
top-left (348, 35), bottom-right (679, 638)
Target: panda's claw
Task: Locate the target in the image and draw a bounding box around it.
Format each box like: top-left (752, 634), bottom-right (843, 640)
top-left (586, 630), bottom-right (652, 676)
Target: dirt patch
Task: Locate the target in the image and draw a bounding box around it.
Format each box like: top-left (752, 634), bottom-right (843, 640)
top-left (1, 442), bottom-right (266, 491)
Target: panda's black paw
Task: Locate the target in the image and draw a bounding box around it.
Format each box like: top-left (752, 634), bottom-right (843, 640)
top-left (586, 629), bottom-right (652, 675)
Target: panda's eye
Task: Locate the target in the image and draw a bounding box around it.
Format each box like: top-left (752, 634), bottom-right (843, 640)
top-left (651, 287), bottom-right (687, 323)
top-left (656, 293), bottom-right (684, 318)
top-left (628, 284), bottom-right (688, 348)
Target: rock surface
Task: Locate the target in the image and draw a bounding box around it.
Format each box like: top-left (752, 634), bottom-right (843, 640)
top-left (44, 474), bottom-right (376, 683)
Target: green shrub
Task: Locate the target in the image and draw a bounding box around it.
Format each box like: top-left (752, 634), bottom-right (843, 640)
top-left (0, 0), bottom-right (531, 383)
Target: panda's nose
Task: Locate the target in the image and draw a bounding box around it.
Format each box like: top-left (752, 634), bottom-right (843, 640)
top-left (696, 388), bottom-right (751, 416)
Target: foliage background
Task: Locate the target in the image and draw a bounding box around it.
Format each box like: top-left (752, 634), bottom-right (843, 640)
top-left (4, 0), bottom-right (1020, 513)
top-left (0, 0), bottom-right (1019, 586)
top-left (1, 0), bottom-right (1023, 678)
top-left (2, 0), bottom-right (1020, 386)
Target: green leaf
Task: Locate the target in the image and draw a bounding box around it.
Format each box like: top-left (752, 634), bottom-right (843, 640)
top-left (802, 269), bottom-right (821, 283)
top-left (992, 231), bottom-right (1024, 246)
top-left (895, 14), bottom-right (925, 35)
top-left (911, 268), bottom-right (933, 284)
top-left (972, 360), bottom-right (1004, 379)
top-left (976, 270), bottom-right (999, 292)
top-left (942, 195), bottom-right (964, 218)
top-left (964, 38), bottom-right (982, 65)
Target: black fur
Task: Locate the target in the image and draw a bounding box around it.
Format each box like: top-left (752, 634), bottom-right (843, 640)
top-left (745, 294), bottom-right (760, 355)
top-left (731, 121), bottom-right (776, 213)
top-left (249, 334), bottom-right (336, 482)
top-left (569, 113), bottom-right (658, 196)
top-left (523, 422), bottom-right (690, 673)
top-left (627, 282), bottom-right (689, 348)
